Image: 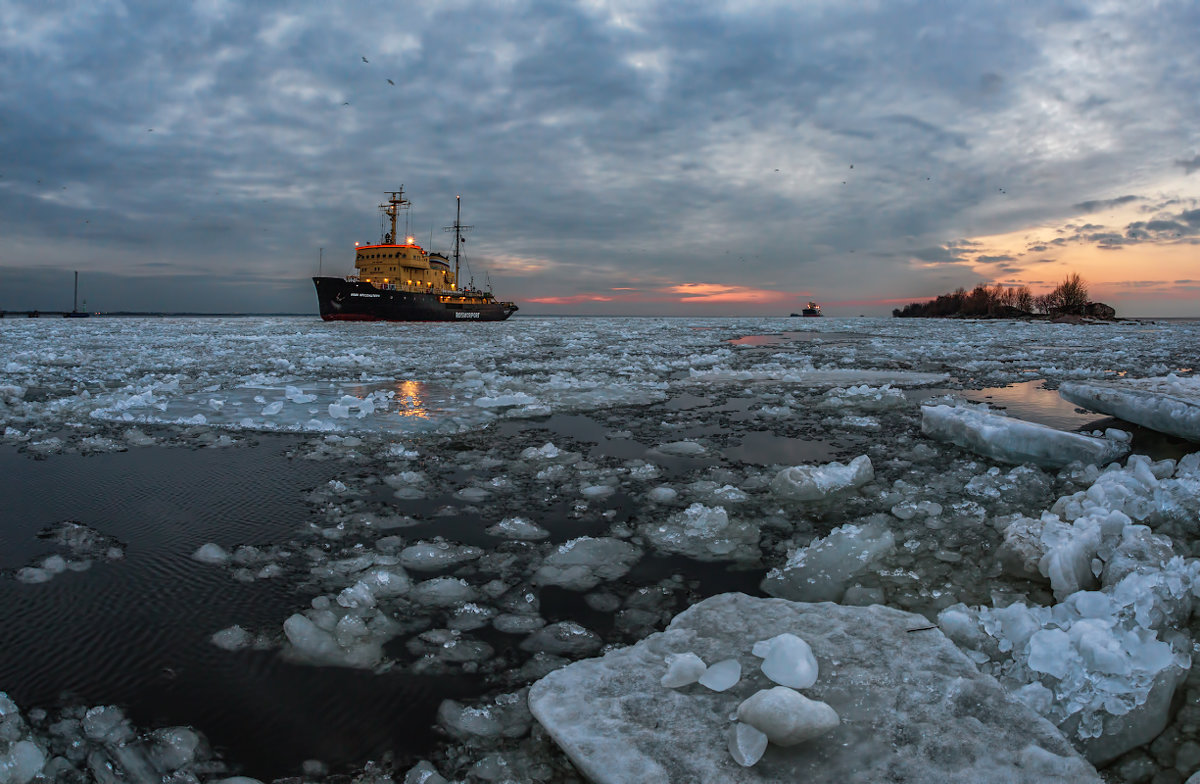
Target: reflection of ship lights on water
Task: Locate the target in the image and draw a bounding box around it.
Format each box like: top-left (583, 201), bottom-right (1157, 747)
top-left (393, 380), bottom-right (429, 419)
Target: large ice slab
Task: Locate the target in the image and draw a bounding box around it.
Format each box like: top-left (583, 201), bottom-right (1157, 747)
top-left (1060, 375), bottom-right (1200, 441)
top-left (921, 404), bottom-right (1129, 468)
top-left (528, 593), bottom-right (1099, 784)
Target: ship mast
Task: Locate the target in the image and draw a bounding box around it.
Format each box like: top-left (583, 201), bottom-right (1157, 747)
top-left (443, 196), bottom-right (472, 291)
top-left (380, 188), bottom-right (409, 245)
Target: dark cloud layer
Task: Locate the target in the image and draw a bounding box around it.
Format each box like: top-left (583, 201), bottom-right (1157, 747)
top-left (2, 1), bottom-right (1200, 314)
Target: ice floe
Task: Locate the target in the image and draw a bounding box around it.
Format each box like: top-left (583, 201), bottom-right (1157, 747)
top-left (769, 455), bottom-right (874, 501)
top-left (528, 593), bottom-right (1099, 783)
top-left (922, 404), bottom-right (1130, 468)
top-left (1060, 375), bottom-right (1200, 442)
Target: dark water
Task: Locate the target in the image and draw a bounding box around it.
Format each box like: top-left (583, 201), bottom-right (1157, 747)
top-left (0, 439), bottom-right (475, 778)
top-left (962, 379), bottom-right (1108, 430)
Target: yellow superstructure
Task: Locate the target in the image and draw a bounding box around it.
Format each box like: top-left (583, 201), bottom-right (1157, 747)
top-left (355, 243), bottom-right (456, 292)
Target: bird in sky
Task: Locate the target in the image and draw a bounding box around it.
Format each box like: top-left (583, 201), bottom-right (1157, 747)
top-left (387, 79), bottom-right (395, 85)
top-left (362, 56), bottom-right (369, 63)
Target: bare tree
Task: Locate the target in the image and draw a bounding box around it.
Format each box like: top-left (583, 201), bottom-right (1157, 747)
top-left (1050, 273), bottom-right (1089, 314)
top-left (1016, 286), bottom-right (1034, 312)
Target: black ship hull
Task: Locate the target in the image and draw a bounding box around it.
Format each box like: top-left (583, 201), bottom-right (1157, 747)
top-left (313, 277), bottom-right (517, 322)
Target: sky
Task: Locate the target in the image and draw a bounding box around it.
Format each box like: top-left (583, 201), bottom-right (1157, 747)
top-left (1, 0), bottom-right (1199, 317)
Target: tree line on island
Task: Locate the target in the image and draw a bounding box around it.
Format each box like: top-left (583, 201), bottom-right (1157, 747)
top-left (893, 273), bottom-right (1116, 320)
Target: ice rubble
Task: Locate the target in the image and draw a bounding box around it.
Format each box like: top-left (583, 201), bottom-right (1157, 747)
top-left (14, 521), bottom-right (124, 584)
top-left (6, 317), bottom-right (1200, 781)
top-left (0, 694), bottom-right (232, 784)
top-left (1060, 375), bottom-right (1200, 442)
top-left (939, 453), bottom-right (1200, 765)
top-left (528, 593), bottom-right (1099, 783)
top-left (921, 403), bottom-right (1130, 468)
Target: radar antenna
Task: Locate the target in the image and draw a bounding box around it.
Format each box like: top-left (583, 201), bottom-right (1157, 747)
top-left (380, 187), bottom-right (410, 245)
top-left (442, 196), bottom-right (472, 290)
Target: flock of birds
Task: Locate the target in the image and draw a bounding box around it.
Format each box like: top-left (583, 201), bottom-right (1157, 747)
top-left (341, 55), bottom-right (397, 106)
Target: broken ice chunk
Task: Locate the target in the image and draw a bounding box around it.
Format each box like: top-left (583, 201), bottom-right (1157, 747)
top-left (698, 658), bottom-right (741, 691)
top-left (1, 740), bottom-right (46, 783)
top-left (211, 625), bottom-right (251, 651)
top-left (654, 440), bottom-right (707, 456)
top-left (400, 541), bottom-right (484, 571)
top-left (519, 621), bottom-right (602, 657)
top-left (661, 652), bottom-right (707, 688)
top-left (736, 686), bottom-right (839, 745)
top-left (754, 633), bottom-right (818, 689)
top-left (191, 542), bottom-right (231, 565)
top-left (647, 486), bottom-right (679, 503)
top-left (532, 537), bottom-right (642, 591)
top-left (1059, 376), bottom-right (1200, 442)
top-left (727, 722), bottom-right (769, 767)
top-left (410, 577), bottom-right (477, 608)
top-left (761, 517), bottom-right (895, 603)
top-left (485, 517), bottom-right (549, 541)
top-left (920, 404), bottom-right (1129, 469)
top-left (770, 455), bottom-right (874, 501)
top-left (639, 503), bottom-right (761, 562)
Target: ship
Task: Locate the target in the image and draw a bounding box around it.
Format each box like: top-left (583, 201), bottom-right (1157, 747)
top-left (313, 188), bottom-right (518, 322)
top-left (790, 301), bottom-right (823, 317)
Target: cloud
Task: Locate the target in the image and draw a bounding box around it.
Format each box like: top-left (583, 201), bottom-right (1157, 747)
top-left (526, 294), bottom-right (616, 305)
top-left (1177, 155), bottom-right (1200, 175)
top-left (3, 2), bottom-right (1200, 315)
top-left (1074, 195), bottom-right (1140, 213)
top-left (911, 245), bottom-right (968, 264)
top-left (668, 283), bottom-right (801, 304)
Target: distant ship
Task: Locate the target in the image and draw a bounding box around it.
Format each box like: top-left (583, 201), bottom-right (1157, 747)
top-left (790, 301), bottom-right (823, 317)
top-left (313, 188), bottom-right (518, 322)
